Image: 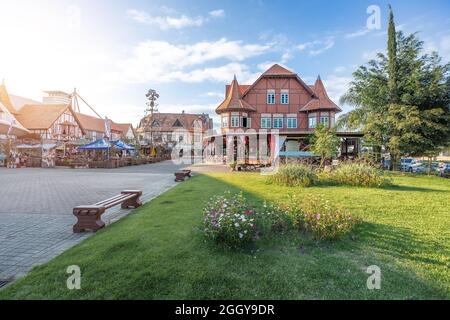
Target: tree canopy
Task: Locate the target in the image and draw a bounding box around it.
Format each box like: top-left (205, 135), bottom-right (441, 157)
top-left (339, 6), bottom-right (450, 163)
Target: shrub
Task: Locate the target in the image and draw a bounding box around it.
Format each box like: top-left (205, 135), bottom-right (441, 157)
top-left (257, 201), bottom-right (291, 233)
top-left (326, 162), bottom-right (391, 187)
top-left (203, 192), bottom-right (256, 248)
top-left (280, 195), bottom-right (359, 240)
top-left (268, 164), bottom-right (318, 187)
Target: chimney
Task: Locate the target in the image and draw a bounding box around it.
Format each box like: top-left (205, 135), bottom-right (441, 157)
top-left (43, 91), bottom-right (71, 105)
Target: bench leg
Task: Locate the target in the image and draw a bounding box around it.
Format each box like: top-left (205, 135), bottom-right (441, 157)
top-left (73, 207), bottom-right (106, 233)
top-left (174, 173), bottom-right (185, 182)
top-left (121, 191), bottom-right (143, 209)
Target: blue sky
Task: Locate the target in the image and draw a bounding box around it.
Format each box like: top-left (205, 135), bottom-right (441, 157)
top-left (0, 0), bottom-right (449, 127)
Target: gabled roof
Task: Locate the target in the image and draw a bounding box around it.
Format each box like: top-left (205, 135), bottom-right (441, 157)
top-left (9, 94), bottom-right (41, 111)
top-left (225, 84), bottom-right (251, 96)
top-left (0, 101), bottom-right (30, 136)
top-left (299, 76), bottom-right (342, 112)
top-left (0, 83), bottom-right (18, 115)
top-left (241, 64), bottom-right (317, 99)
top-left (15, 104), bottom-right (69, 130)
top-left (216, 75), bottom-right (256, 113)
top-left (16, 104), bottom-right (86, 133)
top-left (262, 63), bottom-right (295, 76)
top-left (140, 112), bottom-right (211, 132)
top-left (75, 112), bottom-right (106, 133)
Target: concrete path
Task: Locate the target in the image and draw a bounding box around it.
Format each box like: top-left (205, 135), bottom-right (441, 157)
top-left (0, 161), bottom-right (184, 281)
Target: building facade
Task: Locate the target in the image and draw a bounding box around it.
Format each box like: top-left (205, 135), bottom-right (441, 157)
top-left (137, 112), bottom-right (213, 147)
top-left (215, 64), bottom-right (362, 162)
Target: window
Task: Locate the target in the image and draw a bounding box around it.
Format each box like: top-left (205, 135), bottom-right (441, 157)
top-left (320, 115), bottom-right (329, 126)
top-left (261, 117), bottom-right (271, 128)
top-left (281, 90), bottom-right (289, 104)
top-left (231, 115), bottom-right (240, 127)
top-left (308, 115), bottom-right (317, 128)
top-left (267, 90), bottom-right (275, 104)
top-left (273, 117), bottom-right (283, 129)
top-left (241, 117), bottom-right (251, 128)
top-left (221, 115), bottom-right (228, 128)
top-left (287, 117), bottom-right (297, 128)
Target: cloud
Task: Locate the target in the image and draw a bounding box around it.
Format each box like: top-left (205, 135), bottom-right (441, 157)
top-left (209, 9), bottom-right (225, 18)
top-left (323, 75), bottom-right (352, 106)
top-left (296, 38), bottom-right (335, 56)
top-left (117, 38), bottom-right (270, 84)
top-left (344, 28), bottom-right (371, 39)
top-left (127, 8), bottom-right (225, 30)
top-left (309, 38), bottom-right (335, 56)
top-left (201, 91), bottom-right (224, 98)
top-left (424, 34), bottom-right (450, 61)
top-left (333, 66), bottom-right (347, 73)
top-left (127, 9), bottom-right (204, 29)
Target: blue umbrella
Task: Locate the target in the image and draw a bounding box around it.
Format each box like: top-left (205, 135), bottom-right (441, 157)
top-left (77, 139), bottom-right (110, 150)
top-left (112, 140), bottom-right (135, 150)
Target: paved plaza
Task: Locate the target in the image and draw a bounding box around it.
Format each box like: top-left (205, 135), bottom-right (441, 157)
top-left (0, 161), bottom-right (185, 281)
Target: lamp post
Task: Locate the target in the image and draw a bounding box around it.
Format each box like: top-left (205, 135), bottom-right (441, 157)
top-left (145, 89), bottom-right (159, 149)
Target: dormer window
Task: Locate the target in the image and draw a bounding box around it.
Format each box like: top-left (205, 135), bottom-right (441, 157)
top-left (267, 90), bottom-right (275, 104)
top-left (281, 90), bottom-right (289, 104)
top-left (173, 119), bottom-right (183, 127)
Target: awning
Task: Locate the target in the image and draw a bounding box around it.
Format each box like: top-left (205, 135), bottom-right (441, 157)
top-left (111, 140), bottom-right (135, 150)
top-left (77, 139), bottom-right (110, 150)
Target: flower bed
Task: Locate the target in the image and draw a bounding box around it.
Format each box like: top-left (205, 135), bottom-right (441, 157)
top-left (203, 192), bottom-right (256, 248)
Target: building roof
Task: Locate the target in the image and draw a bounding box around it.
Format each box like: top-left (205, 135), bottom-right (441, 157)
top-left (0, 101), bottom-right (30, 136)
top-left (241, 64), bottom-right (317, 99)
top-left (216, 75), bottom-right (256, 113)
top-left (9, 94), bottom-right (41, 111)
top-left (15, 104), bottom-right (71, 130)
top-left (111, 122), bottom-right (133, 133)
top-left (139, 112), bottom-right (211, 132)
top-left (262, 63), bottom-right (295, 76)
top-left (0, 83), bottom-right (18, 115)
top-left (75, 112), bottom-right (106, 133)
top-left (299, 76), bottom-right (342, 112)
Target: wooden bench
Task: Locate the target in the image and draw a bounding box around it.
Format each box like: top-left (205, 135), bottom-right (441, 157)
top-left (174, 169), bottom-right (192, 182)
top-left (73, 190), bottom-right (142, 233)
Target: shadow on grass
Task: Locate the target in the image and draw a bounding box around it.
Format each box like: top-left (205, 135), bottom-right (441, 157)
top-left (381, 185), bottom-right (445, 192)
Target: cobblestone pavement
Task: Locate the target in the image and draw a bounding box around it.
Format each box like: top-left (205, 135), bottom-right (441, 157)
top-left (0, 161), bottom-right (184, 281)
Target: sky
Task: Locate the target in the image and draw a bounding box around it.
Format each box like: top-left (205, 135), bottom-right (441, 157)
top-left (0, 0), bottom-right (449, 127)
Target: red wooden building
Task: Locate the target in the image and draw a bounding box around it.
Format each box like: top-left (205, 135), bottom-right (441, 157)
top-left (214, 64), bottom-right (362, 162)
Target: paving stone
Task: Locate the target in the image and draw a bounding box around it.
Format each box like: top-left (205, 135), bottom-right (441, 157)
top-left (0, 161), bottom-right (183, 280)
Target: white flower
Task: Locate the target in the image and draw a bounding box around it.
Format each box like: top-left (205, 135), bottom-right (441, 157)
top-left (235, 223), bottom-right (240, 228)
top-left (239, 233), bottom-right (243, 238)
top-left (244, 230), bottom-right (248, 234)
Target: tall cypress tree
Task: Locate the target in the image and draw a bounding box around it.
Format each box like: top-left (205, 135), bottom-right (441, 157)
top-left (387, 4), bottom-right (398, 103)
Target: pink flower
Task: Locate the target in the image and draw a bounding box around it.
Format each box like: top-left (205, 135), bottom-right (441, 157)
top-left (316, 214), bottom-right (321, 220)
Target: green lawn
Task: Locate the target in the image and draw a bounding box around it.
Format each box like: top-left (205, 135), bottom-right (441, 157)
top-left (1, 172), bottom-right (449, 299)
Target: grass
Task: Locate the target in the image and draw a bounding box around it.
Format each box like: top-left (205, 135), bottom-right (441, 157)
top-left (1, 172), bottom-right (449, 299)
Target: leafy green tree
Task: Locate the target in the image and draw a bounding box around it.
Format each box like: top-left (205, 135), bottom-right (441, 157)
top-left (310, 124), bottom-right (341, 168)
top-left (388, 5), bottom-right (399, 103)
top-left (339, 6), bottom-right (450, 169)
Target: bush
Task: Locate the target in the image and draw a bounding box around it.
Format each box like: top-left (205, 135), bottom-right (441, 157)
top-left (280, 195), bottom-right (359, 240)
top-left (257, 201), bottom-right (291, 233)
top-left (203, 192), bottom-right (256, 248)
top-left (268, 164), bottom-right (318, 187)
top-left (326, 162), bottom-right (391, 187)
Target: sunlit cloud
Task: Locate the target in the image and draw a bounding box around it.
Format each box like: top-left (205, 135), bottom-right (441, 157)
top-left (126, 8), bottom-right (225, 30)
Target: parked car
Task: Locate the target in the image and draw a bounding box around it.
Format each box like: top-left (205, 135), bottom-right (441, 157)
top-left (400, 158), bottom-right (421, 172)
top-left (437, 162), bottom-right (450, 178)
top-left (410, 161), bottom-right (439, 174)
